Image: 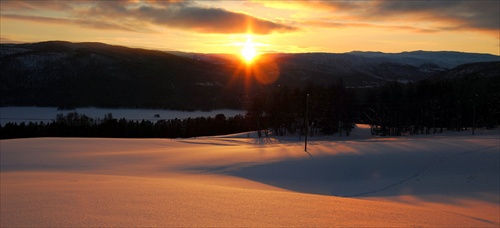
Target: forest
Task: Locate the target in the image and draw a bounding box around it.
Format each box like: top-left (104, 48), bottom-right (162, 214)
top-left (2, 73), bottom-right (498, 139)
top-left (246, 73), bottom-right (499, 138)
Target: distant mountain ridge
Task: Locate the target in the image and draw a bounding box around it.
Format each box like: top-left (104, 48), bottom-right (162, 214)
top-left (1, 41), bottom-right (498, 109)
top-left (348, 50), bottom-right (499, 68)
top-left (190, 50), bottom-right (498, 87)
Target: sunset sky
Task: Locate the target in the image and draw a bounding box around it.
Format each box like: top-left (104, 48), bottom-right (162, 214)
top-left (1, 1), bottom-right (499, 55)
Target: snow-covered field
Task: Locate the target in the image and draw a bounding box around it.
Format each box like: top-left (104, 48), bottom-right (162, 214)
top-left (1, 125), bottom-right (499, 227)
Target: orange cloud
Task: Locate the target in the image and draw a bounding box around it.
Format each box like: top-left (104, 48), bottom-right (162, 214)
top-left (302, 20), bottom-right (438, 34)
top-left (1, 14), bottom-right (145, 32)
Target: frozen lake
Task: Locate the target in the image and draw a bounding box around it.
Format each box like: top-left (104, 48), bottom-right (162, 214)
top-left (0, 107), bottom-right (245, 126)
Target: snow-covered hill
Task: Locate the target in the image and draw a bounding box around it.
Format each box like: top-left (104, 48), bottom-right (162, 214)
top-left (1, 128), bottom-right (498, 226)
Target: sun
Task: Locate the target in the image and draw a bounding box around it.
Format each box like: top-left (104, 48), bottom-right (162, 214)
top-left (241, 36), bottom-right (257, 63)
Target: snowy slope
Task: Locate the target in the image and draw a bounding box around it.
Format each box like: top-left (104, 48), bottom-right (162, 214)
top-left (1, 128), bottom-right (499, 226)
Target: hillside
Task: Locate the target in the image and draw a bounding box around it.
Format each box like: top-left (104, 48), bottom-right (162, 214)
top-left (431, 61), bottom-right (500, 80)
top-left (194, 51), bottom-right (498, 87)
top-left (1, 41), bottom-right (498, 109)
top-left (0, 41), bottom-right (241, 110)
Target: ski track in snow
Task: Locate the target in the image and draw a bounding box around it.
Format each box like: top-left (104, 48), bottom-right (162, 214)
top-left (342, 145), bottom-right (499, 197)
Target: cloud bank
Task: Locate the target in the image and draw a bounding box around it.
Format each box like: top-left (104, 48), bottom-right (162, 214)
top-left (266, 0), bottom-right (499, 34)
top-left (368, 1), bottom-right (499, 31)
top-left (135, 5), bottom-right (296, 34)
top-left (0, 1), bottom-right (297, 34)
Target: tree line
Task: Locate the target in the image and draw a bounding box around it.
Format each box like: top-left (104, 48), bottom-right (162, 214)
top-left (2, 75), bottom-right (498, 139)
top-left (359, 75), bottom-right (499, 135)
top-left (245, 80), bottom-right (356, 138)
top-left (0, 112), bottom-right (251, 139)
top-left (245, 75), bottom-right (499, 137)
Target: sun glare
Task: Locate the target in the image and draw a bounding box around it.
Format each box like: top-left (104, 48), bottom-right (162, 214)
top-left (241, 36), bottom-right (257, 63)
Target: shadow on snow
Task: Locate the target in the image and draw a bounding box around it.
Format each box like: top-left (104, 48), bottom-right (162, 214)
top-left (188, 144), bottom-right (499, 203)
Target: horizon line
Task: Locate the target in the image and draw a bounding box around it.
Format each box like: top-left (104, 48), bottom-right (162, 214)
top-left (1, 39), bottom-right (499, 56)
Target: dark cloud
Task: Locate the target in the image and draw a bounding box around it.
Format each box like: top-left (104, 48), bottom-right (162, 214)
top-left (318, 1), bottom-right (499, 33)
top-left (1, 1), bottom-right (297, 35)
top-left (0, 1), bottom-right (74, 11)
top-left (374, 1), bottom-right (499, 31)
top-left (135, 5), bottom-right (296, 34)
top-left (3, 0), bottom-right (495, 35)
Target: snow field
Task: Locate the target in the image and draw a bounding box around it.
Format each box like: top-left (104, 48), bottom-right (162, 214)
top-left (1, 126), bottom-right (499, 226)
